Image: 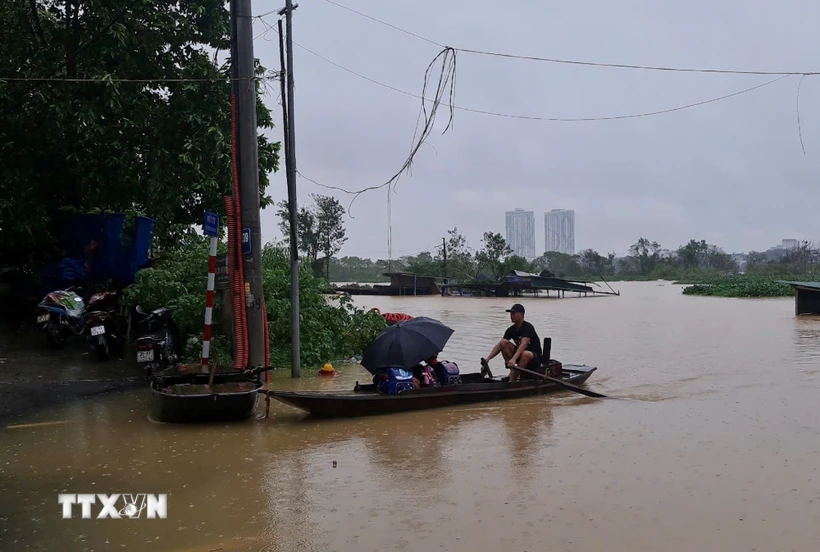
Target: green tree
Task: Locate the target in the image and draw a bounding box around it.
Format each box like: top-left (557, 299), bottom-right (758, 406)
top-left (313, 194), bottom-right (347, 279)
top-left (500, 254), bottom-right (534, 275)
top-left (276, 200), bottom-right (319, 267)
top-left (277, 194), bottom-right (347, 278)
top-left (673, 239), bottom-right (736, 274)
top-left (746, 251), bottom-right (767, 269)
top-left (328, 256), bottom-right (391, 283)
top-left (577, 249), bottom-right (604, 276)
top-left (402, 251), bottom-right (439, 276)
top-left (677, 239), bottom-right (709, 270)
top-left (533, 251), bottom-right (581, 278)
top-left (0, 0), bottom-right (280, 269)
top-left (434, 227), bottom-right (475, 283)
top-left (702, 244), bottom-right (737, 272)
top-left (475, 232), bottom-right (512, 280)
top-left (628, 238), bottom-right (662, 275)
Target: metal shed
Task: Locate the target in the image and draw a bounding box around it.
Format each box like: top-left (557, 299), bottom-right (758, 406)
top-left (777, 281), bottom-right (820, 315)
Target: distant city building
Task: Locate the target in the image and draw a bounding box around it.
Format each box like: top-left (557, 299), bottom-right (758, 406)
top-left (731, 253), bottom-right (748, 273)
top-left (764, 239), bottom-right (802, 259)
top-left (544, 209), bottom-right (575, 255)
top-left (505, 209), bottom-right (536, 260)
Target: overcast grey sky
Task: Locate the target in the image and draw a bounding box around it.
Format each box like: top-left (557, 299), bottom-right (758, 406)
top-left (252, 0), bottom-right (820, 258)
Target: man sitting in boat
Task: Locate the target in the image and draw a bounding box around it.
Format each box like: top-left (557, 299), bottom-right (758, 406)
top-left (482, 303), bottom-right (542, 382)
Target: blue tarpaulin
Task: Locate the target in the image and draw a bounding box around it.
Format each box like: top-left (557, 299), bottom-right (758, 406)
top-left (41, 213), bottom-right (155, 292)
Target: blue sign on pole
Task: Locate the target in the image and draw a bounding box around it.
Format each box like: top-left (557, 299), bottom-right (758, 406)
top-left (241, 227), bottom-right (252, 255)
top-left (203, 211), bottom-right (219, 237)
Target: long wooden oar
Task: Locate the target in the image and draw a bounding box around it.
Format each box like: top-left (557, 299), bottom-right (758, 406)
top-left (481, 358), bottom-right (607, 399)
top-left (515, 365), bottom-right (608, 398)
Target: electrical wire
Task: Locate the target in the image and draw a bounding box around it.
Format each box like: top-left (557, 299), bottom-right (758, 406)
top-left (275, 34), bottom-right (793, 122)
top-left (258, 17), bottom-right (801, 220)
top-left (277, 38), bottom-right (456, 217)
top-left (322, 0), bottom-right (443, 48)
top-left (0, 76), bottom-right (279, 84)
top-left (257, 8), bottom-right (812, 225)
top-left (322, 0), bottom-right (820, 76)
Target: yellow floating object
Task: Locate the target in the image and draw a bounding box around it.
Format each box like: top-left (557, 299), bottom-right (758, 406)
top-left (318, 363), bottom-right (335, 376)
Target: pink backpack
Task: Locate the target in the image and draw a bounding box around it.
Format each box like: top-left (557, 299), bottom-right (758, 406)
top-left (419, 365), bottom-right (439, 387)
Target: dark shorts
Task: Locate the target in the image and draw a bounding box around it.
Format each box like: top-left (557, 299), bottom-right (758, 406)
top-left (517, 352), bottom-right (542, 378)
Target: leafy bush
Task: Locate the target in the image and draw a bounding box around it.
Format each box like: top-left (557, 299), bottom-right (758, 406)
top-left (261, 243), bottom-right (386, 367)
top-left (122, 236), bottom-right (233, 365)
top-left (123, 237), bottom-right (386, 369)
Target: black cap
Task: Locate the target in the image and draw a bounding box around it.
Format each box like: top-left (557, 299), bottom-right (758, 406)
top-left (506, 303), bottom-right (525, 314)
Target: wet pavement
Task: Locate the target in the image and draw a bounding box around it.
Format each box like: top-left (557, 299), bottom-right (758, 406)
top-left (0, 332), bottom-right (140, 421)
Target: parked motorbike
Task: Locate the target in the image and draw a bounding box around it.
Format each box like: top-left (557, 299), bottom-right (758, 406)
top-left (35, 288), bottom-right (86, 348)
top-left (83, 290), bottom-right (125, 361)
top-left (134, 306), bottom-right (181, 378)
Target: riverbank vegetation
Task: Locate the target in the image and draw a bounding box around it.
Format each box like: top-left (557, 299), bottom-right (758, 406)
top-left (327, 233), bottom-right (820, 299)
top-left (679, 242), bottom-right (819, 297)
top-left (681, 277), bottom-right (795, 298)
top-left (328, 234), bottom-right (742, 284)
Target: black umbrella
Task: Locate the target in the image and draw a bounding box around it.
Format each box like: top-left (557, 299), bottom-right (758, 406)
top-left (361, 316), bottom-right (454, 373)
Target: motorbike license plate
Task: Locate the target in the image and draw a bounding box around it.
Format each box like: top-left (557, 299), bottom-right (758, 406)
top-left (90, 325), bottom-right (105, 336)
top-left (37, 314), bottom-right (49, 323)
top-left (137, 350), bottom-right (155, 363)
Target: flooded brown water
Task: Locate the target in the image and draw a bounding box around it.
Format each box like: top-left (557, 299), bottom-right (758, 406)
top-left (2, 281), bottom-right (820, 551)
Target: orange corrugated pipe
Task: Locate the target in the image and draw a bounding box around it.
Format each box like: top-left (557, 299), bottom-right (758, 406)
top-left (225, 197), bottom-right (246, 369)
top-left (225, 197), bottom-right (235, 366)
top-left (229, 92), bottom-right (249, 369)
top-left (227, 197), bottom-right (247, 369)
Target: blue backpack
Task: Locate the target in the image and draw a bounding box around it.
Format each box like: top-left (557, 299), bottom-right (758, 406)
top-left (434, 361), bottom-right (462, 386)
top-left (376, 368), bottom-right (415, 395)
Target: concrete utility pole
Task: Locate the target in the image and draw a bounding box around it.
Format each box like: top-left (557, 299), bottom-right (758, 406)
top-left (278, 0), bottom-right (300, 377)
top-left (233, 0), bottom-right (265, 368)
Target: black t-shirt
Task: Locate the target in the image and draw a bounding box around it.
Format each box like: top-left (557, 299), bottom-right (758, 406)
top-left (503, 321), bottom-right (542, 358)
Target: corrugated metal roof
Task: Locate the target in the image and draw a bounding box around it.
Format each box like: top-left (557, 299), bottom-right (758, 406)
top-left (776, 280), bottom-right (820, 289)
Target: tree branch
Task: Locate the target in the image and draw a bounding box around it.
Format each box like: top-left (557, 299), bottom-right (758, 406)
top-left (28, 0), bottom-right (46, 45)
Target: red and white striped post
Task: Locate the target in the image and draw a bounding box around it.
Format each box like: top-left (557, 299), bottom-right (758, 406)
top-left (202, 212), bottom-right (220, 372)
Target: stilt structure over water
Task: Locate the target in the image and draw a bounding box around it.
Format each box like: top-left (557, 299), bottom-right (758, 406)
top-left (441, 270), bottom-right (620, 298)
top-left (332, 270), bottom-right (620, 298)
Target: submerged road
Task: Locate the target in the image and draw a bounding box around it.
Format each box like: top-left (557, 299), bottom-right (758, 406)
top-left (2, 282), bottom-right (820, 551)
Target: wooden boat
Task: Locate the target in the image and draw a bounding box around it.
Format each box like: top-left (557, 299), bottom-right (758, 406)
top-left (264, 362), bottom-right (597, 418)
top-left (149, 364), bottom-right (265, 423)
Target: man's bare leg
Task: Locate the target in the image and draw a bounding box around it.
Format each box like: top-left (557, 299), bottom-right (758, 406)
top-left (498, 341), bottom-right (523, 381)
top-left (486, 339), bottom-right (513, 363)
top-left (510, 350), bottom-right (535, 382)
top-left (483, 341), bottom-right (514, 377)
